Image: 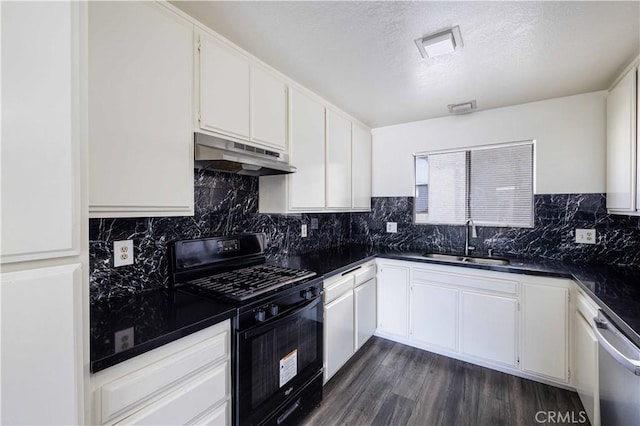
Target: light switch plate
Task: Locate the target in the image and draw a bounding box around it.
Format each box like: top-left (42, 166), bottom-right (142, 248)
top-left (386, 222), bottom-right (398, 233)
top-left (310, 218), bottom-right (319, 230)
top-left (575, 229), bottom-right (596, 244)
top-left (301, 224), bottom-right (308, 238)
top-left (114, 240), bottom-right (134, 267)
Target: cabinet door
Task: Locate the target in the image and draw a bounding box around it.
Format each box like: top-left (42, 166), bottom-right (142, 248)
top-left (574, 310), bottom-right (600, 426)
top-left (324, 291), bottom-right (355, 382)
top-left (460, 291), bottom-right (518, 367)
top-left (522, 283), bottom-right (569, 381)
top-left (251, 66), bottom-right (287, 151)
top-left (377, 264), bottom-right (409, 338)
top-left (89, 2), bottom-right (193, 216)
top-left (1, 264), bottom-right (82, 425)
top-left (1, 1), bottom-right (78, 262)
top-left (606, 67), bottom-right (637, 211)
top-left (288, 89), bottom-right (325, 210)
top-left (351, 124), bottom-right (372, 210)
top-left (199, 34), bottom-right (250, 140)
top-left (411, 282), bottom-right (458, 352)
top-left (325, 109), bottom-right (352, 209)
top-left (354, 278), bottom-right (377, 350)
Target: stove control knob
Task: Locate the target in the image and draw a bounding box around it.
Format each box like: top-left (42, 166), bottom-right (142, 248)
top-left (301, 289), bottom-right (312, 300)
top-left (268, 305), bottom-right (279, 316)
top-left (255, 309), bottom-right (266, 322)
top-left (310, 287), bottom-right (319, 297)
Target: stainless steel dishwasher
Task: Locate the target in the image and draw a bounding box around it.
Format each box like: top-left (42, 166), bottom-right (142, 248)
top-left (593, 310), bottom-right (640, 426)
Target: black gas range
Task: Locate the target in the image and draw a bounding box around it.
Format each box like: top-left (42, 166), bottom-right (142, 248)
top-left (170, 233), bottom-right (323, 426)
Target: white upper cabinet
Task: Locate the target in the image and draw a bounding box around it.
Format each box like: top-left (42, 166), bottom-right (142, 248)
top-left (258, 93), bottom-right (371, 213)
top-left (606, 64), bottom-right (639, 213)
top-left (1, 1), bottom-right (79, 262)
top-left (326, 109), bottom-right (352, 209)
top-left (197, 33), bottom-right (287, 151)
top-left (352, 123), bottom-right (372, 210)
top-left (288, 89), bottom-right (326, 210)
top-left (89, 1), bottom-right (194, 217)
top-left (199, 34), bottom-right (250, 140)
top-left (251, 66), bottom-right (287, 151)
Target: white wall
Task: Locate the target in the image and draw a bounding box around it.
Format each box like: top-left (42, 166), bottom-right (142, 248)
top-left (372, 91), bottom-right (607, 196)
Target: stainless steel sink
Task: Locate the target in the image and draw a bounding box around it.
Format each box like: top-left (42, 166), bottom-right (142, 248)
top-left (422, 253), bottom-right (510, 266)
top-left (422, 253), bottom-right (466, 262)
top-left (463, 257), bottom-right (510, 266)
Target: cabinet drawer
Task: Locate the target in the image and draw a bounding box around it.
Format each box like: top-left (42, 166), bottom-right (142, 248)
top-left (101, 330), bottom-right (229, 423)
top-left (354, 263), bottom-right (376, 286)
top-left (117, 363), bottom-right (229, 425)
top-left (412, 268), bottom-right (517, 295)
top-left (324, 275), bottom-right (354, 304)
top-left (190, 400), bottom-right (229, 426)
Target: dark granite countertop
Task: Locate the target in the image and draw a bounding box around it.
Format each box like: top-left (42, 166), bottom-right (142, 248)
top-left (90, 289), bottom-right (236, 373)
top-left (274, 244), bottom-right (640, 348)
top-left (91, 244), bottom-right (640, 373)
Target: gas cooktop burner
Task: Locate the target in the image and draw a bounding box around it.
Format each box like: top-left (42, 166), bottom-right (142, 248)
top-left (182, 264), bottom-right (317, 303)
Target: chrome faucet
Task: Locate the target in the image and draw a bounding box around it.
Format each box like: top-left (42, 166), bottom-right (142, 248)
top-left (465, 219), bottom-right (477, 256)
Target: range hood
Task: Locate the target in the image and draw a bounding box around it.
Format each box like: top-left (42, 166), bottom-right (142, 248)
top-left (194, 132), bottom-right (296, 176)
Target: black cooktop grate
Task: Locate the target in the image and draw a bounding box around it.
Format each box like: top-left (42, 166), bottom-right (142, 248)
top-left (182, 264), bottom-right (317, 303)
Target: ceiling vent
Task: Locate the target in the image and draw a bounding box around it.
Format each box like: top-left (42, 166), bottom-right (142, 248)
top-left (415, 26), bottom-right (463, 58)
top-left (448, 100), bottom-right (477, 115)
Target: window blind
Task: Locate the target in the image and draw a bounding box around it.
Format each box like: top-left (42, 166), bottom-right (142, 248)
top-left (414, 141), bottom-right (534, 227)
top-left (427, 151), bottom-right (467, 224)
top-left (469, 144), bottom-right (533, 227)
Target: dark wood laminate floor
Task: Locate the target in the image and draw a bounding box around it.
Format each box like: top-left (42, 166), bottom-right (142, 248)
top-left (303, 337), bottom-right (588, 426)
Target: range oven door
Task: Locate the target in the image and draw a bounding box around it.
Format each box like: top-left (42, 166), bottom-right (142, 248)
top-left (236, 297), bottom-right (323, 426)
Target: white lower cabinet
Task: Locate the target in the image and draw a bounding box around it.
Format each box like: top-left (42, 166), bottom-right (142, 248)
top-left (375, 260), bottom-right (574, 388)
top-left (410, 282), bottom-right (458, 352)
top-left (573, 288), bottom-right (601, 426)
top-left (377, 263), bottom-right (410, 338)
top-left (92, 321), bottom-right (230, 425)
top-left (460, 291), bottom-right (518, 368)
top-left (323, 261), bottom-right (377, 383)
top-left (117, 364), bottom-right (228, 425)
top-left (521, 279), bottom-right (570, 382)
top-left (354, 277), bottom-right (377, 350)
top-left (1, 264), bottom-right (83, 425)
top-left (324, 290), bottom-right (355, 382)
top-left (191, 401), bottom-right (229, 426)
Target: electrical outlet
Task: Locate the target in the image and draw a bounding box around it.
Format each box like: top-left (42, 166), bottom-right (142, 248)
top-left (114, 327), bottom-right (134, 353)
top-left (386, 222), bottom-right (398, 233)
top-left (310, 218), bottom-right (319, 230)
top-left (114, 240), bottom-right (134, 267)
top-left (301, 224), bottom-right (308, 238)
top-left (575, 229), bottom-right (596, 244)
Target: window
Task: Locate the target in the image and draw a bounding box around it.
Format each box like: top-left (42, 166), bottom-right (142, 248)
top-left (414, 141), bottom-right (534, 227)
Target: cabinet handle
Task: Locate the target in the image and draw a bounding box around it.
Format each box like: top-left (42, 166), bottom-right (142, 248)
top-left (341, 266), bottom-right (362, 276)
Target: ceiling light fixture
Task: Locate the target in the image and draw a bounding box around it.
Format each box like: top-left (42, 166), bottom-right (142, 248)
top-left (415, 26), bottom-right (463, 58)
top-left (448, 100), bottom-right (477, 114)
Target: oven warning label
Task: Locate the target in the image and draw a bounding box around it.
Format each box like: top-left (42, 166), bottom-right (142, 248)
top-left (279, 349), bottom-right (298, 388)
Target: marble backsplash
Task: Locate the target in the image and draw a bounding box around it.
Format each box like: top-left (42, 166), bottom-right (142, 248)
top-left (91, 171), bottom-right (640, 302)
top-left (89, 170), bottom-right (351, 301)
top-left (351, 194), bottom-right (640, 266)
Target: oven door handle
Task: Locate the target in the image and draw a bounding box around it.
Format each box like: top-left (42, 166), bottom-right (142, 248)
top-left (242, 297), bottom-right (321, 339)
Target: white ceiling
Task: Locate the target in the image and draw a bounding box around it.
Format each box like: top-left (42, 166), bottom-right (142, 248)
top-left (172, 1), bottom-right (640, 128)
